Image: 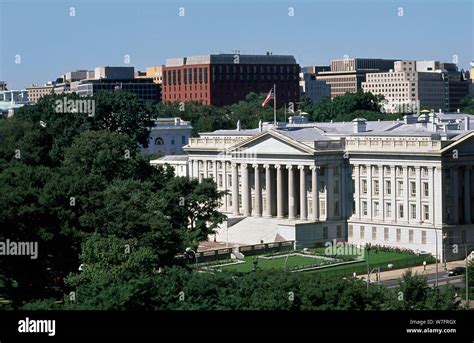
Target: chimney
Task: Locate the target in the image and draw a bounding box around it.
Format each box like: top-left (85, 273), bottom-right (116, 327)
top-left (258, 120), bottom-right (263, 132)
top-left (457, 109), bottom-right (461, 113)
top-left (236, 120), bottom-right (241, 131)
top-left (352, 118), bottom-right (367, 133)
top-left (465, 117), bottom-right (471, 131)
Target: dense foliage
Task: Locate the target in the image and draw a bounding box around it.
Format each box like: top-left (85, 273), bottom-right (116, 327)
top-left (0, 92), bottom-right (225, 307)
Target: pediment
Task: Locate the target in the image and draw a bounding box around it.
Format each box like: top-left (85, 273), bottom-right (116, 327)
top-left (230, 131), bottom-right (314, 156)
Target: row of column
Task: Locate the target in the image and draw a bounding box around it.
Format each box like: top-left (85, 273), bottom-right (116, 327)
top-left (232, 163), bottom-right (322, 221)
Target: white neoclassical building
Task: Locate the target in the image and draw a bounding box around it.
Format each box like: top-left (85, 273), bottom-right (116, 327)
top-left (179, 113), bottom-right (474, 261)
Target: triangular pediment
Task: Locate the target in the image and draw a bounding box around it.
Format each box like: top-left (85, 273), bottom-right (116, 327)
top-left (441, 132), bottom-right (474, 155)
top-left (229, 130), bottom-right (314, 155)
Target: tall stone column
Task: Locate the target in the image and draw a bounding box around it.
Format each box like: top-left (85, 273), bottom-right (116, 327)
top-left (452, 167), bottom-right (459, 224)
top-left (231, 163), bottom-right (239, 215)
top-left (299, 166), bottom-right (307, 220)
top-left (253, 164), bottom-right (262, 217)
top-left (403, 166), bottom-right (409, 223)
top-left (264, 164), bottom-right (272, 217)
top-left (276, 164), bottom-right (284, 219)
top-left (204, 160), bottom-right (209, 179)
top-left (415, 166), bottom-right (421, 222)
top-left (311, 166), bottom-right (319, 221)
top-left (326, 165), bottom-right (334, 220)
top-left (354, 164), bottom-right (360, 220)
top-left (390, 165), bottom-right (396, 222)
top-left (242, 163), bottom-right (251, 216)
top-left (222, 162), bottom-right (228, 211)
top-left (464, 166), bottom-right (471, 224)
top-left (379, 164), bottom-right (384, 221)
top-left (198, 160), bottom-right (203, 182)
top-left (287, 165), bottom-right (295, 220)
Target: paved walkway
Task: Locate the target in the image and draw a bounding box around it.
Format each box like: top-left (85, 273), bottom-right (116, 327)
top-left (359, 259), bottom-right (467, 282)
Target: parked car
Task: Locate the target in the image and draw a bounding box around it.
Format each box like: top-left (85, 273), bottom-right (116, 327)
top-left (447, 266), bottom-right (466, 276)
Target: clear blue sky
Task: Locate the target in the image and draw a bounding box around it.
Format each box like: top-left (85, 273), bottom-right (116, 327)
top-left (1, 0), bottom-right (472, 89)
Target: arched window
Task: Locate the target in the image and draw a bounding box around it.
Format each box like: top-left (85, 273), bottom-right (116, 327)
top-left (155, 137), bottom-right (164, 145)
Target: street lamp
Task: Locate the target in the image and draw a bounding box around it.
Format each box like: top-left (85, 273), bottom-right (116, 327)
top-left (185, 247), bottom-right (198, 269)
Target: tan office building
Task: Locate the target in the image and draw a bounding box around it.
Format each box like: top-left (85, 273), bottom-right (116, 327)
top-left (362, 61), bottom-right (446, 113)
top-left (26, 84), bottom-right (54, 103)
top-left (315, 58), bottom-right (397, 97)
top-left (146, 66), bottom-right (163, 84)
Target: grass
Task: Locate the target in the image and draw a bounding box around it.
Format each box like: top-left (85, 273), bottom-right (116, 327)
top-left (215, 245), bottom-right (434, 276)
top-left (219, 254), bottom-right (331, 272)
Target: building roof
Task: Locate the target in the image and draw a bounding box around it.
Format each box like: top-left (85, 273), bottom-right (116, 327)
top-left (165, 54), bottom-right (297, 67)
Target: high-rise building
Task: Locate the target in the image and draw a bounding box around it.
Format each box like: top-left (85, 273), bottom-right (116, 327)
top-left (315, 58), bottom-right (397, 97)
top-left (161, 53), bottom-right (300, 106)
top-left (299, 72), bottom-right (330, 104)
top-left (362, 60), bottom-right (469, 113)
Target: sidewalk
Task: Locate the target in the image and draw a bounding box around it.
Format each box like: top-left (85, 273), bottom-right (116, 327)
top-left (358, 259), bottom-right (466, 282)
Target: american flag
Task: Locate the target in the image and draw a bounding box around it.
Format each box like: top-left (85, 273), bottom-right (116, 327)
top-left (261, 87), bottom-right (274, 107)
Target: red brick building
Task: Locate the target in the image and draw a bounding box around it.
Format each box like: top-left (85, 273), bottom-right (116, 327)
top-left (162, 54), bottom-right (300, 107)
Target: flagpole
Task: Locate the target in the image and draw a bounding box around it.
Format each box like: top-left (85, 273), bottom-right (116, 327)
top-left (273, 83), bottom-right (276, 126)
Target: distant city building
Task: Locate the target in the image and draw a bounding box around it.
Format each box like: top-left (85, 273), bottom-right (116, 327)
top-left (62, 66), bottom-right (161, 101)
top-left (150, 155), bottom-right (189, 177)
top-left (140, 117), bottom-right (192, 156)
top-left (0, 81), bottom-right (7, 91)
top-left (470, 62), bottom-right (474, 95)
top-left (162, 53), bottom-right (300, 106)
top-left (94, 66), bottom-right (134, 80)
top-left (362, 60), bottom-right (469, 113)
top-left (26, 83), bottom-right (54, 103)
top-left (146, 66), bottom-right (163, 84)
top-left (315, 58), bottom-right (397, 97)
top-left (299, 72), bottom-right (330, 104)
top-left (0, 89), bottom-right (29, 117)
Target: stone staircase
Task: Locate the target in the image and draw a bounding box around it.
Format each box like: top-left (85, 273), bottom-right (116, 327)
top-left (213, 216), bottom-right (294, 245)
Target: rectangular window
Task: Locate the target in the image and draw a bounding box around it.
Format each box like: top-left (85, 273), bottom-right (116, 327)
top-left (384, 227), bottom-right (389, 241)
top-left (362, 180), bottom-right (367, 194)
top-left (320, 201), bottom-right (326, 216)
top-left (411, 204), bottom-right (416, 219)
top-left (409, 229), bottom-right (414, 243)
top-left (372, 227), bottom-right (377, 240)
top-left (423, 182), bottom-right (429, 197)
top-left (423, 205), bottom-right (429, 220)
top-left (218, 174), bottom-right (223, 187)
top-left (396, 228), bottom-right (401, 242)
top-left (374, 180), bottom-right (379, 195)
top-left (362, 201), bottom-right (368, 216)
top-left (386, 202), bottom-right (392, 217)
top-left (410, 181), bottom-right (416, 196)
top-left (374, 202), bottom-right (379, 217)
top-left (337, 225), bottom-right (342, 238)
top-left (348, 225), bottom-right (353, 239)
top-left (398, 204), bottom-right (404, 218)
top-left (398, 181), bottom-right (404, 195)
top-left (422, 231), bottom-right (427, 244)
top-left (323, 226), bottom-right (328, 240)
top-left (385, 180), bottom-right (391, 195)
top-left (360, 226), bottom-right (365, 240)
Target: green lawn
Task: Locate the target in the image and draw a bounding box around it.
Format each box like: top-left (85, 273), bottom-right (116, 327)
top-left (215, 246), bottom-right (434, 276)
top-left (309, 248), bottom-right (434, 277)
top-left (219, 254), bottom-right (331, 272)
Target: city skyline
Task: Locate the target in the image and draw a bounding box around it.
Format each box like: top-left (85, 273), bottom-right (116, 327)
top-left (1, 0), bottom-right (472, 89)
